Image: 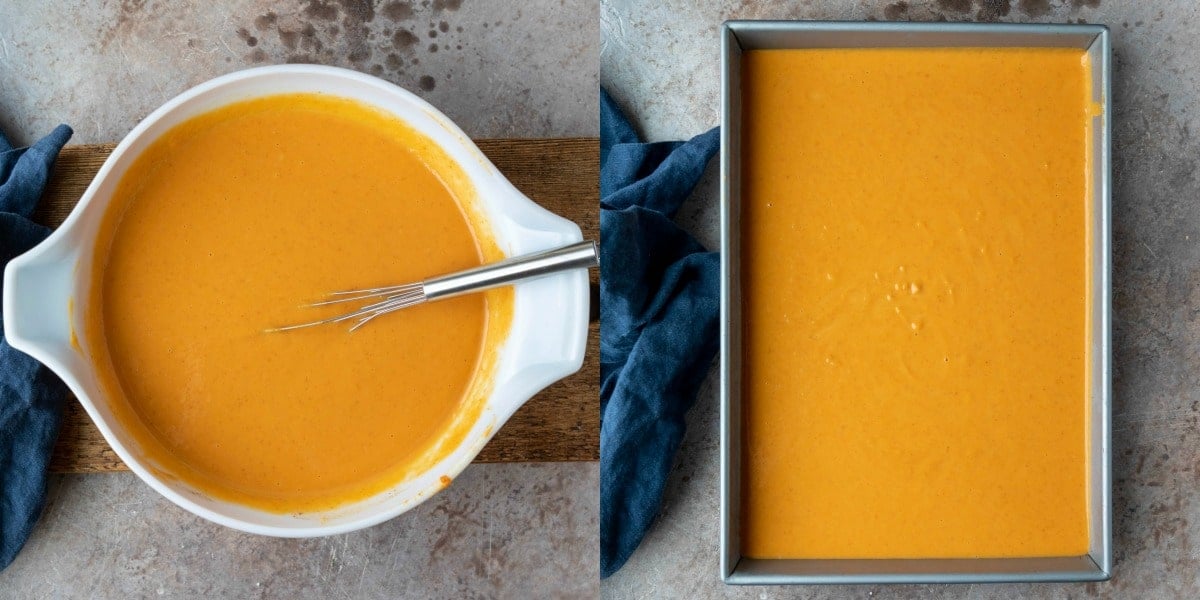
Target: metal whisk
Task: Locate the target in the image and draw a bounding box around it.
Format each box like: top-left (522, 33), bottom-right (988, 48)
top-left (269, 240), bottom-right (598, 332)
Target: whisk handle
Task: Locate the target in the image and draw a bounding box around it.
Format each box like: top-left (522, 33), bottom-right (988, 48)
top-left (423, 240), bottom-right (598, 301)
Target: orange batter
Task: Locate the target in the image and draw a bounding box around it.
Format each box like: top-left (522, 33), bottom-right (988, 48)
top-left (84, 93), bottom-right (511, 513)
top-left (740, 48), bottom-right (1092, 558)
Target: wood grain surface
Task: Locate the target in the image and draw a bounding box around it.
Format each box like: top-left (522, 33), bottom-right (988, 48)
top-left (35, 139), bottom-right (600, 473)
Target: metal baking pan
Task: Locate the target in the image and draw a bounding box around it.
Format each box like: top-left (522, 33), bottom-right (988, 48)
top-left (719, 21), bottom-right (1111, 585)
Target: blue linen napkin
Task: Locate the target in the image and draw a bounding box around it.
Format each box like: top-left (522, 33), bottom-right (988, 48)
top-left (1, 124), bottom-right (72, 570)
top-left (599, 88), bottom-right (720, 578)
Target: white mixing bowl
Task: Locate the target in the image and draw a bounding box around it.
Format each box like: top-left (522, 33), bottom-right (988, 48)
top-left (2, 65), bottom-right (589, 537)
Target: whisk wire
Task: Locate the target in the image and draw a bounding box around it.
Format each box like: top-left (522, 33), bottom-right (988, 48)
top-left (267, 286), bottom-right (425, 332)
top-left (307, 282), bottom-right (424, 307)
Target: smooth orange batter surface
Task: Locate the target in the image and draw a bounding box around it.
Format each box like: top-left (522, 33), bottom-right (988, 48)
top-left (740, 48), bottom-right (1092, 558)
top-left (84, 93), bottom-right (511, 513)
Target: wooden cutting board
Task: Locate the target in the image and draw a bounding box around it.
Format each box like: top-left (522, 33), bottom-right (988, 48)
top-left (34, 138), bottom-right (600, 473)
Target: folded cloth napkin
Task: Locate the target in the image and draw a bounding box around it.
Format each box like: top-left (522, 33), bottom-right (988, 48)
top-left (599, 88), bottom-right (720, 578)
top-left (1, 124), bottom-right (72, 570)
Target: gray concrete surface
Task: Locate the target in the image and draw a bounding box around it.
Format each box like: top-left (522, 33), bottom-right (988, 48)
top-left (0, 0), bottom-right (596, 144)
top-left (0, 1), bottom-right (597, 598)
top-left (601, 0), bottom-right (1200, 598)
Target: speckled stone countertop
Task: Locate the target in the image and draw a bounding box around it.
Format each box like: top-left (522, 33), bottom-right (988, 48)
top-left (601, 1), bottom-right (1199, 598)
top-left (0, 1), bottom-right (597, 598)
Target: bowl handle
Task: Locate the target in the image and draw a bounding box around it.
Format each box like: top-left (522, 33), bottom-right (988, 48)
top-left (485, 185), bottom-right (591, 421)
top-left (2, 245), bottom-right (77, 368)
